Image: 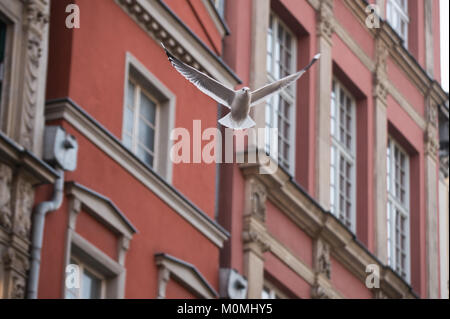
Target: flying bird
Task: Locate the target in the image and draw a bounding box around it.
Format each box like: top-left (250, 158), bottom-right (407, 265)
top-left (162, 43), bottom-right (320, 130)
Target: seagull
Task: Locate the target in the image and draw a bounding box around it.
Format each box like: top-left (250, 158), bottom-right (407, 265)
top-left (162, 43), bottom-right (320, 130)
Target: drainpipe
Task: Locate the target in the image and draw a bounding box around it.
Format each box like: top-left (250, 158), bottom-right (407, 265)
top-left (26, 126), bottom-right (78, 299)
top-left (27, 168), bottom-right (64, 299)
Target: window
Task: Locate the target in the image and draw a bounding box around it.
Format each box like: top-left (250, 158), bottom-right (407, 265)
top-left (211, 0), bottom-right (225, 18)
top-left (386, 138), bottom-right (410, 282)
top-left (386, 0), bottom-right (409, 47)
top-left (123, 53), bottom-right (176, 182)
top-left (65, 257), bottom-right (105, 299)
top-left (265, 12), bottom-right (297, 173)
top-left (261, 282), bottom-right (288, 299)
top-left (330, 79), bottom-right (356, 231)
top-left (65, 182), bottom-right (137, 299)
top-left (123, 78), bottom-right (158, 168)
top-left (0, 20), bottom-right (7, 113)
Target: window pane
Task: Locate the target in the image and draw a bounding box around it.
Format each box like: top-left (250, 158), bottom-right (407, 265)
top-left (123, 133), bottom-right (132, 149)
top-left (137, 146), bottom-right (154, 167)
top-left (124, 107), bottom-right (134, 134)
top-left (127, 81), bottom-right (135, 108)
top-left (266, 13), bottom-right (295, 172)
top-left (140, 93), bottom-right (156, 125)
top-left (138, 119), bottom-right (155, 152)
top-left (81, 269), bottom-right (101, 299)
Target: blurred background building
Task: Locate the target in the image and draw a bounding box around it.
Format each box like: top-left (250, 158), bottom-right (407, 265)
top-left (0, 0), bottom-right (448, 299)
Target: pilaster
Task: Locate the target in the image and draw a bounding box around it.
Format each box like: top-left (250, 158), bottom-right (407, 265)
top-left (314, 0), bottom-right (334, 209)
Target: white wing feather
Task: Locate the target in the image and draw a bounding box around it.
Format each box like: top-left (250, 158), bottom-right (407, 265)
top-left (250, 54), bottom-right (320, 107)
top-left (162, 43), bottom-right (236, 108)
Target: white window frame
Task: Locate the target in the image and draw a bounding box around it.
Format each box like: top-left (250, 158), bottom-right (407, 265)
top-left (386, 137), bottom-right (411, 283)
top-left (65, 256), bottom-right (107, 299)
top-left (386, 0), bottom-right (409, 47)
top-left (123, 77), bottom-right (160, 169)
top-left (330, 79), bottom-right (357, 232)
top-left (63, 182), bottom-right (137, 299)
top-left (211, 0), bottom-right (225, 18)
top-left (122, 52), bottom-right (176, 183)
top-left (265, 12), bottom-right (297, 175)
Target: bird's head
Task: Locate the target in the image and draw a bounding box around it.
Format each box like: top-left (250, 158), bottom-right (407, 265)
top-left (241, 87), bottom-right (250, 95)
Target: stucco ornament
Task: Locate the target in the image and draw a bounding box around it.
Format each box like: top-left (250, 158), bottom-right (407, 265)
top-left (0, 164), bottom-right (13, 230)
top-left (249, 179), bottom-right (267, 222)
top-left (14, 179), bottom-right (34, 238)
top-left (162, 43), bottom-right (320, 130)
top-left (314, 238), bottom-right (331, 279)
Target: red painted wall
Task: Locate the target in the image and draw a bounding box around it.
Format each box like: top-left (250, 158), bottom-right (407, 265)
top-left (38, 122), bottom-right (221, 298)
top-left (166, 280), bottom-right (198, 299)
top-left (220, 0), bottom-right (437, 299)
top-left (264, 252), bottom-right (311, 299)
top-left (330, 256), bottom-right (373, 299)
top-left (76, 210), bottom-right (119, 261)
top-left (387, 93), bottom-right (426, 297)
top-left (165, 0), bottom-right (223, 55)
top-left (266, 201), bottom-right (313, 268)
top-left (40, 0), bottom-right (226, 298)
top-left (39, 0), bottom-right (441, 299)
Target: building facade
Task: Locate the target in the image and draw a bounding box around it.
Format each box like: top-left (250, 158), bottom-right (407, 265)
top-left (0, 0), bottom-right (448, 299)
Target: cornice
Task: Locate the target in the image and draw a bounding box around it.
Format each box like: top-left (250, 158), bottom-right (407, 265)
top-left (115, 0), bottom-right (240, 88)
top-left (342, 0), bottom-right (448, 107)
top-left (44, 98), bottom-right (229, 248)
top-left (239, 156), bottom-right (417, 299)
top-left (0, 131), bottom-right (58, 185)
top-left (201, 0), bottom-right (230, 37)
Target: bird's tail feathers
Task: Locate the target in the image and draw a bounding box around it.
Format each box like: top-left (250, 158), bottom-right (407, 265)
top-left (219, 113), bottom-right (255, 130)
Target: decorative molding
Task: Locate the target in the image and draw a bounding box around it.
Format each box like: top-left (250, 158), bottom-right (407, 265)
top-left (2, 247), bottom-right (30, 275)
top-left (19, 0), bottom-right (49, 150)
top-left (63, 181), bottom-right (136, 298)
top-left (342, 0), bottom-right (448, 108)
top-left (0, 132), bottom-right (56, 299)
top-left (1, 246), bottom-right (30, 299)
top-left (244, 178), bottom-right (267, 223)
top-left (0, 132), bottom-right (58, 185)
top-left (11, 274), bottom-right (26, 299)
top-left (424, 102), bottom-right (439, 161)
top-left (200, 0), bottom-right (229, 38)
top-left (426, 101), bottom-right (438, 127)
top-left (386, 84), bottom-right (426, 130)
top-left (239, 157), bottom-right (417, 299)
top-left (12, 176), bottom-right (34, 239)
top-left (69, 232), bottom-right (126, 298)
top-left (0, 164), bottom-right (13, 231)
top-left (374, 79), bottom-right (388, 106)
top-left (66, 182), bottom-right (138, 240)
top-left (156, 266), bottom-right (171, 299)
top-left (317, 0), bottom-right (335, 43)
top-left (44, 99), bottom-right (229, 248)
top-left (313, 237), bottom-right (331, 279)
top-left (333, 19), bottom-right (375, 72)
top-left (310, 283), bottom-right (329, 299)
top-left (115, 0), bottom-right (240, 88)
top-left (155, 253), bottom-right (218, 299)
top-left (242, 229), bottom-right (270, 254)
top-left (310, 237), bottom-right (333, 298)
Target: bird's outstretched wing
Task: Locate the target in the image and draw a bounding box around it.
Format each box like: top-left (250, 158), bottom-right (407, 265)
top-left (250, 54), bottom-right (320, 107)
top-left (162, 43), bottom-right (236, 108)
